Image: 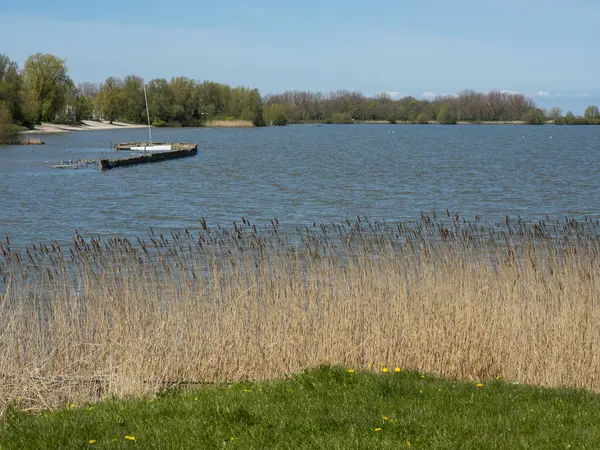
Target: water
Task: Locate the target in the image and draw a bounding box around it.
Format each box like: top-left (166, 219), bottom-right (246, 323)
top-left (1, 124), bottom-right (599, 248)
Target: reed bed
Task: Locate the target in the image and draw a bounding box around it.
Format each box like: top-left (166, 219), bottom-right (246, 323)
top-left (1, 213), bottom-right (600, 413)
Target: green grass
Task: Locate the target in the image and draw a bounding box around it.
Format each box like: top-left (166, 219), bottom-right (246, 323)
top-left (2, 366), bottom-right (600, 449)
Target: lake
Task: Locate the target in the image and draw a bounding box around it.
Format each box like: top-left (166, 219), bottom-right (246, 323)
top-left (1, 124), bottom-right (599, 248)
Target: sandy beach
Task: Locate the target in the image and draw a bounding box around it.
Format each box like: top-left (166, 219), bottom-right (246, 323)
top-left (22, 120), bottom-right (148, 134)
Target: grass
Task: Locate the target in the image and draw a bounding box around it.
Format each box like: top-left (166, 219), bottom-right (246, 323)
top-left (2, 214), bottom-right (600, 414)
top-left (2, 365), bottom-right (600, 449)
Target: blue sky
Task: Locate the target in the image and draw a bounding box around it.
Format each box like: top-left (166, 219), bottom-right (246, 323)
top-left (1, 0), bottom-right (598, 113)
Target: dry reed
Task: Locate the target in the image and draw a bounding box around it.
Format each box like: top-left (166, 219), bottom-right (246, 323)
top-left (1, 214), bottom-right (600, 413)
top-left (205, 120), bottom-right (255, 128)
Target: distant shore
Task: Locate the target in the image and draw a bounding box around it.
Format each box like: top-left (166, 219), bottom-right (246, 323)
top-left (21, 120), bottom-right (148, 134)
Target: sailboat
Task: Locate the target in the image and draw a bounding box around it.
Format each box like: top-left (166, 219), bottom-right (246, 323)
top-left (102, 82), bottom-right (198, 169)
top-left (113, 82), bottom-right (196, 155)
top-left (128, 84), bottom-right (173, 152)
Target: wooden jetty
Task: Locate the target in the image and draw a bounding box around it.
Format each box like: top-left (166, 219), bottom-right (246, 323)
top-left (98, 143), bottom-right (197, 171)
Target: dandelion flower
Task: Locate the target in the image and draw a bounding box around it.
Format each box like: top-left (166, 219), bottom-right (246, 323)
top-left (70, 403), bottom-right (76, 408)
top-left (394, 367), bottom-right (401, 373)
top-left (89, 440), bottom-right (96, 445)
top-left (230, 437), bottom-right (235, 441)
top-left (124, 436), bottom-right (136, 441)
top-left (347, 369), bottom-right (355, 373)
top-left (476, 383), bottom-right (484, 388)
top-left (383, 416), bottom-right (389, 421)
top-left (194, 397), bottom-right (198, 401)
top-left (382, 367), bottom-right (389, 373)
top-left (496, 376), bottom-right (502, 380)
top-left (406, 440), bottom-right (411, 447)
top-left (374, 427), bottom-right (382, 432)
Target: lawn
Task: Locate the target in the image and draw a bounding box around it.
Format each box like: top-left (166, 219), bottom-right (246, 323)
top-left (1, 366), bottom-right (599, 449)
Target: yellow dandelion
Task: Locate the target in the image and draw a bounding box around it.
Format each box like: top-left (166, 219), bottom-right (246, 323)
top-left (347, 369), bottom-right (355, 373)
top-left (382, 367), bottom-right (389, 373)
top-left (394, 367), bottom-right (401, 373)
top-left (406, 440), bottom-right (412, 447)
top-left (383, 416), bottom-right (389, 421)
top-left (194, 397), bottom-right (198, 401)
top-left (367, 362), bottom-right (373, 368)
top-left (70, 403), bottom-right (76, 408)
top-left (496, 375), bottom-right (502, 380)
top-left (374, 427), bottom-right (382, 432)
top-left (124, 435), bottom-right (136, 441)
top-left (230, 437), bottom-right (235, 441)
top-left (421, 375), bottom-right (425, 379)
top-left (476, 383), bottom-right (484, 388)
top-left (89, 440), bottom-right (96, 445)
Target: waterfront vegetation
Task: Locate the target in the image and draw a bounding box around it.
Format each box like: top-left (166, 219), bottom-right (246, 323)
top-left (3, 366), bottom-right (600, 449)
top-left (2, 213), bottom-right (600, 420)
top-left (1, 52), bottom-right (600, 140)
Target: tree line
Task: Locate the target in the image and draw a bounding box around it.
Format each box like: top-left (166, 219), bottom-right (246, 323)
top-left (1, 52), bottom-right (600, 141)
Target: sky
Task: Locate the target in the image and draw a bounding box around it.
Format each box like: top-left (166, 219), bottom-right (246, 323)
top-left (1, 0), bottom-right (598, 113)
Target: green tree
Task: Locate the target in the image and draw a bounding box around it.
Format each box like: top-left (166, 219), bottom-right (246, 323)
top-left (584, 105), bottom-right (599, 119)
top-left (329, 112), bottom-right (353, 124)
top-left (521, 108), bottom-right (545, 125)
top-left (23, 53), bottom-right (72, 124)
top-left (244, 88), bottom-right (264, 126)
top-left (437, 104), bottom-right (457, 124)
top-left (96, 77), bottom-right (124, 124)
top-left (147, 78), bottom-right (174, 123)
top-left (75, 95), bottom-right (94, 121)
top-left (0, 54), bottom-right (24, 123)
top-left (264, 104), bottom-right (287, 126)
top-left (0, 103), bottom-right (19, 143)
top-left (121, 75), bottom-right (146, 124)
top-left (415, 113), bottom-right (430, 124)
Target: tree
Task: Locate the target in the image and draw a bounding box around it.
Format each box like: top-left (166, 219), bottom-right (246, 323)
top-left (147, 78), bottom-right (173, 123)
top-left (546, 107), bottom-right (562, 120)
top-left (96, 77), bottom-right (124, 124)
top-left (121, 75), bottom-right (146, 124)
top-left (437, 104), bottom-right (457, 124)
top-left (0, 103), bottom-right (19, 143)
top-left (584, 105), bottom-right (600, 119)
top-left (23, 53), bottom-right (72, 124)
top-left (565, 111), bottom-right (576, 125)
top-left (264, 104), bottom-right (287, 126)
top-left (522, 108), bottom-right (545, 125)
top-left (0, 54), bottom-right (24, 123)
top-left (416, 113), bottom-right (430, 124)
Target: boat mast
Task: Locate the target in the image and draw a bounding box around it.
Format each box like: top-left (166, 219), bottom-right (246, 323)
top-left (143, 83), bottom-right (153, 145)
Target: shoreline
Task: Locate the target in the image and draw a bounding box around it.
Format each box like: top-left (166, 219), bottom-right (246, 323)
top-left (21, 120), bottom-right (149, 134)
